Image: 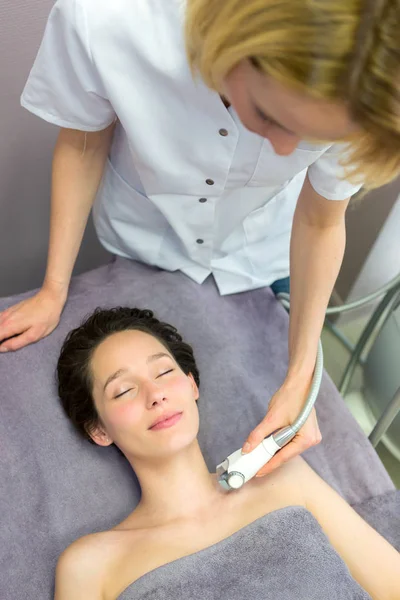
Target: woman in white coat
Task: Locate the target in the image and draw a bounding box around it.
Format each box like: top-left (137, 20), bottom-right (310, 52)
top-left (1, 0), bottom-right (399, 474)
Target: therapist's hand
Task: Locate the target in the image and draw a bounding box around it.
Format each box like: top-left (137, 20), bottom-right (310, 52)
top-left (241, 377), bottom-right (322, 477)
top-left (0, 283), bottom-right (67, 352)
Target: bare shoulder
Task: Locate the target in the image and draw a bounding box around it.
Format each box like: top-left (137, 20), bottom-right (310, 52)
top-left (248, 456), bottom-right (309, 509)
top-left (264, 455), bottom-right (309, 489)
top-left (270, 455), bottom-right (324, 503)
top-left (58, 531), bottom-right (103, 567)
top-left (55, 530), bottom-right (120, 599)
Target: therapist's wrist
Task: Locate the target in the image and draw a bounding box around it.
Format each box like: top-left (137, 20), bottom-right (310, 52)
top-left (42, 277), bottom-right (69, 302)
top-left (285, 360), bottom-right (316, 389)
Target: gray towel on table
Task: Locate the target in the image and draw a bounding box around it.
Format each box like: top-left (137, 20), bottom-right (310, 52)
top-left (117, 506), bottom-right (371, 599)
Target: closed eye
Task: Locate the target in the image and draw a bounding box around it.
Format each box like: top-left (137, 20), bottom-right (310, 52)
top-left (157, 369), bottom-right (174, 378)
top-left (113, 370), bottom-right (174, 398)
top-left (114, 388), bottom-right (134, 399)
top-left (255, 105), bottom-right (273, 124)
top-left (253, 103), bottom-right (294, 134)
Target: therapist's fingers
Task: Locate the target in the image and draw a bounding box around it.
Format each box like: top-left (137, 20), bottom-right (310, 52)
top-left (0, 321), bottom-right (27, 351)
top-left (0, 289), bottom-right (64, 351)
top-left (0, 326), bottom-right (43, 352)
top-left (242, 409), bottom-right (283, 453)
top-left (0, 306), bottom-right (15, 324)
top-left (0, 306), bottom-right (30, 348)
top-left (0, 310), bottom-right (45, 351)
top-left (255, 430), bottom-right (322, 478)
top-left (255, 437), bottom-right (308, 477)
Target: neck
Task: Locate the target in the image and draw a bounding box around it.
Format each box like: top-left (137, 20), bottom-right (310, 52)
top-left (128, 440), bottom-right (227, 526)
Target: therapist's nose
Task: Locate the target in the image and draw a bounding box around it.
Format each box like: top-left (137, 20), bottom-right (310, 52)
top-left (266, 130), bottom-right (300, 156)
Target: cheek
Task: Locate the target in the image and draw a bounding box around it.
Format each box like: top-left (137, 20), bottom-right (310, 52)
top-left (224, 78), bottom-right (262, 136)
top-left (224, 72), bottom-right (246, 113)
top-left (104, 402), bottom-right (142, 432)
top-left (168, 376), bottom-right (196, 400)
top-left (222, 63), bottom-right (241, 100)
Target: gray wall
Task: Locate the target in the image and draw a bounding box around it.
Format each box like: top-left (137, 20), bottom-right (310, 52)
top-left (0, 0), bottom-right (398, 299)
top-left (337, 192), bottom-right (400, 325)
top-left (0, 0), bottom-right (109, 299)
top-left (336, 179), bottom-right (400, 302)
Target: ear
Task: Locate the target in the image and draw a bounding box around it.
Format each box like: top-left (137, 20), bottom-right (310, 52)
top-left (187, 372), bottom-right (200, 402)
top-left (87, 424), bottom-right (113, 447)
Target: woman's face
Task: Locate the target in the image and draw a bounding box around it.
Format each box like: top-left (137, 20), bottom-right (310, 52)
top-left (222, 59), bottom-right (359, 155)
top-left (89, 330), bottom-right (200, 459)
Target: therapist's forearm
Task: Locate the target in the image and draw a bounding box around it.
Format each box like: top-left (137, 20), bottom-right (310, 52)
top-left (43, 124), bottom-right (115, 295)
top-left (286, 186), bottom-right (347, 383)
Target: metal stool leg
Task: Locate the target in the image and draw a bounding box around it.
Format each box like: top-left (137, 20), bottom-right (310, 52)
top-left (339, 286), bottom-right (400, 396)
top-left (369, 386), bottom-right (400, 448)
top-left (323, 318), bottom-right (356, 355)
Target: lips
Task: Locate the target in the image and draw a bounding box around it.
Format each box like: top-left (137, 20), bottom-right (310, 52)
top-left (149, 411), bottom-right (182, 430)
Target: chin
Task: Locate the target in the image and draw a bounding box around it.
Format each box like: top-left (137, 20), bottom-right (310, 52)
top-left (152, 426), bottom-right (199, 455)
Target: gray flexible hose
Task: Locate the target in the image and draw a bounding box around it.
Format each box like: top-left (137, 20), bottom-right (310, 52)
top-left (273, 274), bottom-right (400, 449)
top-left (272, 293), bottom-right (325, 448)
top-left (262, 274), bottom-right (400, 450)
top-left (217, 297), bottom-right (325, 491)
top-left (277, 272), bottom-right (400, 315)
top-left (273, 338), bottom-right (324, 448)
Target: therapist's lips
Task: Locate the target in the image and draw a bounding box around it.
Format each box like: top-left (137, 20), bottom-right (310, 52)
top-left (149, 412), bottom-right (183, 430)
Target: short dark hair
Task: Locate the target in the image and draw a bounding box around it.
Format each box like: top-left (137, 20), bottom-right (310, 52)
top-left (57, 307), bottom-right (200, 443)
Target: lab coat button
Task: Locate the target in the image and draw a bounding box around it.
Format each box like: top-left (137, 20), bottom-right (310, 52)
top-left (219, 128), bottom-right (228, 136)
top-left (206, 179), bottom-right (214, 185)
top-left (199, 198), bottom-right (207, 203)
top-left (196, 239), bottom-right (204, 244)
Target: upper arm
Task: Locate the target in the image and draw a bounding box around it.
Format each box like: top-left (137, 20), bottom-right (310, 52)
top-left (54, 536), bottom-right (103, 600)
top-left (57, 121), bottom-right (116, 155)
top-left (295, 458), bottom-right (400, 600)
top-left (21, 0), bottom-right (116, 131)
top-left (296, 174), bottom-right (350, 228)
top-left (307, 142), bottom-right (363, 201)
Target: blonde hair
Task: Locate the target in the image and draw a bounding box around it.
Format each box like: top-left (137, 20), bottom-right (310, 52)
top-left (186, 0), bottom-right (400, 190)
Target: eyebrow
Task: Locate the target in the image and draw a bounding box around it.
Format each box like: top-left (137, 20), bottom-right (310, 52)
top-left (102, 352), bottom-right (172, 392)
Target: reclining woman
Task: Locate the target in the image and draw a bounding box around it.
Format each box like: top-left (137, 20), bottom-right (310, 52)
top-left (55, 307), bottom-right (400, 600)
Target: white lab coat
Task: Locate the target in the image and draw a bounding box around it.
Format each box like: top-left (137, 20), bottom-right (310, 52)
top-left (21, 0), bottom-right (362, 295)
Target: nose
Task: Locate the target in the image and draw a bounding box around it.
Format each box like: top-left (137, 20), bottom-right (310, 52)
top-left (267, 131), bottom-right (299, 156)
top-left (145, 379), bottom-right (167, 406)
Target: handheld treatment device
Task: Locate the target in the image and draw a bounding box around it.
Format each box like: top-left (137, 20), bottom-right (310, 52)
top-left (217, 339), bottom-right (324, 491)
